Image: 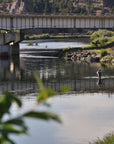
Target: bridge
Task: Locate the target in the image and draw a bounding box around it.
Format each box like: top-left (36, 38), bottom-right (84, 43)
top-left (0, 14), bottom-right (114, 30)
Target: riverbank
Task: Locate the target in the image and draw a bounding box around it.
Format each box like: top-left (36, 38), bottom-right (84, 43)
top-left (57, 30), bottom-right (114, 65)
top-left (24, 33), bottom-right (90, 40)
top-left (57, 46), bottom-right (114, 65)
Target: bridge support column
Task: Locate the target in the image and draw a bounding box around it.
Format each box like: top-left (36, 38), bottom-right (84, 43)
top-left (10, 43), bottom-right (19, 57)
top-left (0, 43), bottom-right (19, 57)
top-left (0, 45), bottom-right (11, 57)
top-left (0, 32), bottom-right (21, 58)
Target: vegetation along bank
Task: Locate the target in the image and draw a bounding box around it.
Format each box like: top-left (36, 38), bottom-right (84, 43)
top-left (60, 30), bottom-right (114, 65)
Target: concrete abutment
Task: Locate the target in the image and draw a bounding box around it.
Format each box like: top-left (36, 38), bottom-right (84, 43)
top-left (0, 32), bottom-right (21, 57)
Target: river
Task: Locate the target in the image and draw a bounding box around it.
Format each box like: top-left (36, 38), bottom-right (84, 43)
top-left (0, 38), bottom-right (114, 144)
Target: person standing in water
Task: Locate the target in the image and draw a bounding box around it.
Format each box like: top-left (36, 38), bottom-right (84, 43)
top-left (97, 69), bottom-right (103, 79)
top-left (97, 69), bottom-right (103, 87)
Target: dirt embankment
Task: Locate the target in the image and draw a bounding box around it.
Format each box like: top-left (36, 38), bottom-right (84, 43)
top-left (7, 0), bottom-right (33, 14)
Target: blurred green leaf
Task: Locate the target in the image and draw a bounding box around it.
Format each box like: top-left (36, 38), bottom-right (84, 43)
top-left (12, 95), bottom-right (22, 108)
top-left (4, 118), bottom-right (27, 131)
top-left (23, 111), bottom-right (62, 123)
top-left (37, 88), bottom-right (55, 103)
top-left (0, 92), bottom-right (22, 119)
top-left (60, 86), bottom-right (71, 94)
top-left (0, 124), bottom-right (26, 135)
top-left (34, 74), bottom-right (44, 90)
top-left (0, 136), bottom-right (15, 144)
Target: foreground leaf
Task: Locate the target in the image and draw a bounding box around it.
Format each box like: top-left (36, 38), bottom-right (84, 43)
top-left (34, 74), bottom-right (44, 90)
top-left (37, 88), bottom-right (55, 103)
top-left (0, 136), bottom-right (15, 144)
top-left (0, 92), bottom-right (21, 118)
top-left (23, 111), bottom-right (62, 123)
top-left (60, 86), bottom-right (71, 94)
top-left (0, 124), bottom-right (26, 135)
top-left (3, 117), bottom-right (27, 131)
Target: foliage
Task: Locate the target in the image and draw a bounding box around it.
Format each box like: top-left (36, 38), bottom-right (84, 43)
top-left (91, 30), bottom-right (114, 41)
top-left (38, 34), bottom-right (50, 39)
top-left (0, 75), bottom-right (62, 144)
top-left (60, 86), bottom-right (71, 94)
top-left (90, 30), bottom-right (114, 47)
top-left (25, 34), bottom-right (50, 40)
top-left (100, 50), bottom-right (108, 57)
top-left (0, 0), bottom-right (113, 15)
top-left (90, 133), bottom-right (114, 144)
top-left (100, 55), bottom-right (114, 63)
top-left (63, 46), bottom-right (71, 51)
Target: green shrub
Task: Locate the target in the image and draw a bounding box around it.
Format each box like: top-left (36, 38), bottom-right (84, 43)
top-left (91, 30), bottom-right (114, 41)
top-left (90, 30), bottom-right (114, 48)
top-left (100, 50), bottom-right (108, 57)
top-left (91, 37), bottom-right (111, 47)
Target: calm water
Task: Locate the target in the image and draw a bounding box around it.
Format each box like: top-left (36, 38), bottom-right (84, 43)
top-left (20, 38), bottom-right (90, 50)
top-left (0, 39), bottom-right (114, 144)
top-left (11, 93), bottom-right (114, 144)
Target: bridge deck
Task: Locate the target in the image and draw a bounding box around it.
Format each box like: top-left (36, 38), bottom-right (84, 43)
top-left (0, 14), bottom-right (113, 30)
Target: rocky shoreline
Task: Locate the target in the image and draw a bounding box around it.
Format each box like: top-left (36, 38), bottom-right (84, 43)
top-left (60, 49), bottom-right (114, 65)
top-left (64, 50), bottom-right (100, 63)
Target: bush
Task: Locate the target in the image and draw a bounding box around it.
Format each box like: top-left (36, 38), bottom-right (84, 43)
top-left (90, 30), bottom-right (114, 48)
top-left (91, 30), bottom-right (114, 41)
top-left (100, 50), bottom-right (108, 57)
top-left (91, 37), bottom-right (110, 47)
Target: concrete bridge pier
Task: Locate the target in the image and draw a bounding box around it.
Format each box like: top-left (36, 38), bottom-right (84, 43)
top-left (0, 33), bottom-right (21, 57)
top-left (0, 43), bottom-right (20, 57)
top-left (0, 45), bottom-right (11, 57)
top-left (10, 43), bottom-right (19, 56)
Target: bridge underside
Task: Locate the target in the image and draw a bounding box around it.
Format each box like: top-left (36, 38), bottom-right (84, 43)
top-left (21, 27), bottom-right (114, 35)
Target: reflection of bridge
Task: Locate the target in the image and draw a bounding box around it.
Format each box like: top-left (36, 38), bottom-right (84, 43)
top-left (0, 78), bottom-right (114, 95)
top-left (0, 14), bottom-right (114, 30)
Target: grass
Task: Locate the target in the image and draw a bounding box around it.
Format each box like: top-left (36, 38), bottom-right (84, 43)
top-left (24, 33), bottom-right (90, 40)
top-left (25, 33), bottom-right (50, 40)
top-left (90, 133), bottom-right (114, 144)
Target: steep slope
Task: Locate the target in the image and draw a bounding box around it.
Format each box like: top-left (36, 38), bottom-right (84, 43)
top-left (8, 0), bottom-right (33, 14)
top-left (0, 0), bottom-right (113, 15)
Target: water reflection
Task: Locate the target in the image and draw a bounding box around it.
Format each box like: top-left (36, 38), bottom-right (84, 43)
top-left (0, 38), bottom-right (114, 94)
top-left (0, 55), bottom-right (114, 94)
